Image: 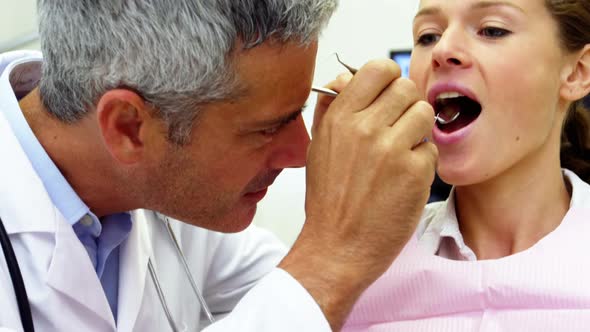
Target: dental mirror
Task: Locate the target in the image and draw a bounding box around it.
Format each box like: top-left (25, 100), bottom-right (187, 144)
top-left (435, 111), bottom-right (461, 125)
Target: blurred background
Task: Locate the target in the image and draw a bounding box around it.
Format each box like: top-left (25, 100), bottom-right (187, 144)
top-left (0, 0), bottom-right (429, 246)
top-left (0, 0), bottom-right (38, 51)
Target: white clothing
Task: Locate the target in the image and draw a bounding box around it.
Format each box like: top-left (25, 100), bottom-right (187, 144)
top-left (0, 51), bottom-right (330, 332)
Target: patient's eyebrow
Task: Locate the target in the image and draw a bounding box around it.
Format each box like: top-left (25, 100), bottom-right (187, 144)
top-left (471, 1), bottom-right (525, 13)
top-left (414, 1), bottom-right (525, 21)
top-left (414, 6), bottom-right (441, 21)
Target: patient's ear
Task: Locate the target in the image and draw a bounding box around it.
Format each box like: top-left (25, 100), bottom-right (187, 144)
top-left (96, 89), bottom-right (151, 165)
top-left (560, 44), bottom-right (590, 101)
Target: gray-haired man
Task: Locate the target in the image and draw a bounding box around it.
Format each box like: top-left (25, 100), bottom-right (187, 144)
top-left (0, 1), bottom-right (436, 331)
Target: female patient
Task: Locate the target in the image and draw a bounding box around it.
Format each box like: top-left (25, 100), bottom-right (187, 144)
top-left (343, 0), bottom-right (590, 330)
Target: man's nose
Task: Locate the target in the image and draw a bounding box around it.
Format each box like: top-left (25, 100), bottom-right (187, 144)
top-left (269, 115), bottom-right (310, 169)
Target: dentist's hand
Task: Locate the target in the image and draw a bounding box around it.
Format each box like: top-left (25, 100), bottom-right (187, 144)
top-left (279, 59), bottom-right (438, 331)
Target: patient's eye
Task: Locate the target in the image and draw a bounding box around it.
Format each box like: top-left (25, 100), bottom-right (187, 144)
top-left (479, 27), bottom-right (511, 38)
top-left (416, 33), bottom-right (441, 46)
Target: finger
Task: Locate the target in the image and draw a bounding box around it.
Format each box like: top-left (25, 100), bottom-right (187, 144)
top-left (330, 59), bottom-right (402, 114)
top-left (409, 141), bottom-right (439, 183)
top-left (315, 72), bottom-right (353, 113)
top-left (388, 100), bottom-right (435, 149)
top-left (406, 140), bottom-right (439, 203)
top-left (312, 72), bottom-right (353, 137)
top-left (366, 78), bottom-right (422, 126)
top-left (326, 72), bottom-right (354, 91)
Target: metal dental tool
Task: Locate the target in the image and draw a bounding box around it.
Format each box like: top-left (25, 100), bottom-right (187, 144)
top-left (311, 53), bottom-right (356, 97)
top-left (311, 54), bottom-right (462, 125)
top-left (311, 86), bottom-right (339, 97)
top-left (434, 111), bottom-right (461, 125)
top-left (335, 53), bottom-right (358, 74)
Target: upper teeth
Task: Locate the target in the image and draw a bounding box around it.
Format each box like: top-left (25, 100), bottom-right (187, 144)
top-left (436, 92), bottom-right (465, 100)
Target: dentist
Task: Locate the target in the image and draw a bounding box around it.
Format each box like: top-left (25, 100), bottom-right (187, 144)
top-left (0, 1), bottom-right (437, 331)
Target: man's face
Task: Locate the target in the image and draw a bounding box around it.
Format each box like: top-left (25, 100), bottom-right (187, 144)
top-left (144, 41), bottom-right (317, 232)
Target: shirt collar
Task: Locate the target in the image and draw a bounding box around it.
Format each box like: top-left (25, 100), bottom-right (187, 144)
top-left (420, 187), bottom-right (477, 260)
top-left (0, 52), bottom-right (89, 225)
top-left (565, 169), bottom-right (590, 208)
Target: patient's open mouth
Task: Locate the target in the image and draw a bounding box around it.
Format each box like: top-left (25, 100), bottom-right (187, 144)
top-left (434, 92), bottom-right (482, 133)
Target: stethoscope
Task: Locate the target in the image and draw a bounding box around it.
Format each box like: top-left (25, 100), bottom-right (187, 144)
top-left (150, 217), bottom-right (215, 331)
top-left (0, 216), bottom-right (35, 332)
top-left (0, 215), bottom-right (215, 332)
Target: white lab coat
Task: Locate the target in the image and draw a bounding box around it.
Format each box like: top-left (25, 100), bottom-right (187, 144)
top-left (0, 51), bottom-right (331, 332)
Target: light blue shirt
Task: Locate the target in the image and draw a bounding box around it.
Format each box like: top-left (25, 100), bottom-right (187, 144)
top-left (0, 56), bottom-right (132, 323)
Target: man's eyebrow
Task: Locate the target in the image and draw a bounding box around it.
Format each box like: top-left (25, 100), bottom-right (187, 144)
top-left (249, 106), bottom-right (306, 129)
top-left (414, 1), bottom-right (525, 21)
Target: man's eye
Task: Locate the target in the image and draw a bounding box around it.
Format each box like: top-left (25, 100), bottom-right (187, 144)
top-left (260, 112), bottom-right (302, 136)
top-left (416, 33), bottom-right (441, 46)
top-left (261, 125), bottom-right (281, 136)
top-left (479, 27), bottom-right (511, 38)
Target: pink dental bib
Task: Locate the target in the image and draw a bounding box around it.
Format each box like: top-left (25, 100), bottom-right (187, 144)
top-left (343, 206), bottom-right (590, 331)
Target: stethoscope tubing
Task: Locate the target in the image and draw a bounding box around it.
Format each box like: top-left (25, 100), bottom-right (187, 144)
top-left (162, 217), bottom-right (216, 324)
top-left (0, 216), bottom-right (35, 332)
top-left (148, 259), bottom-right (182, 332)
top-left (149, 217), bottom-right (215, 331)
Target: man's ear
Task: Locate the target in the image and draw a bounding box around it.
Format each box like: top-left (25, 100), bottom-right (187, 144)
top-left (96, 89), bottom-right (151, 164)
top-left (560, 44), bottom-right (590, 101)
